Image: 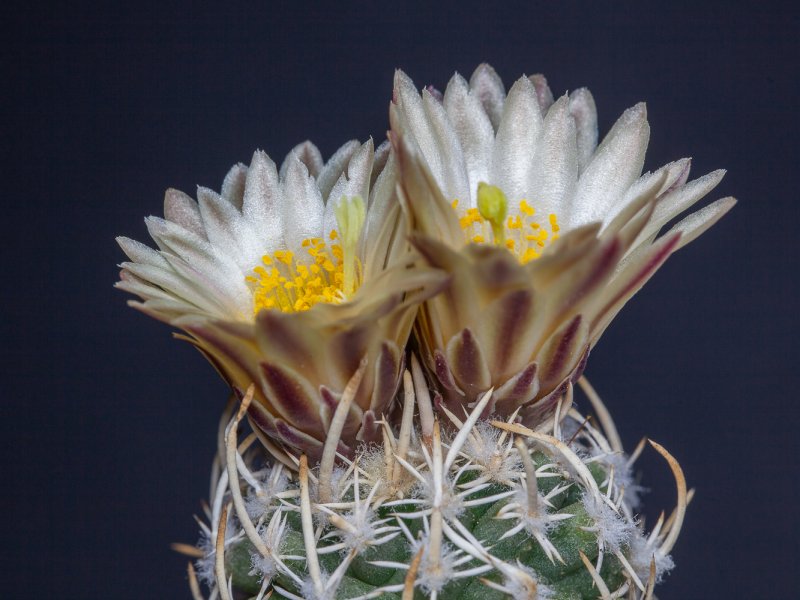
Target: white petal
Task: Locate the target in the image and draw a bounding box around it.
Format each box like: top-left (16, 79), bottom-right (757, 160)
top-left (221, 162), bottom-right (248, 210)
top-left (317, 140), bottom-right (360, 200)
top-left (469, 63), bottom-right (506, 130)
top-left (568, 88), bottom-right (598, 174)
top-left (323, 140), bottom-right (375, 238)
top-left (371, 140), bottom-right (391, 188)
top-left (667, 196), bottom-right (736, 250)
top-left (626, 158), bottom-right (691, 204)
top-left (116, 270), bottom-right (180, 304)
top-left (281, 154), bottom-right (324, 255)
top-left (143, 216), bottom-right (253, 316)
top-left (117, 236), bottom-right (169, 269)
top-left (279, 140), bottom-right (323, 180)
top-left (161, 253), bottom-right (252, 320)
top-left (635, 169), bottom-right (726, 247)
top-left (422, 87), bottom-right (470, 203)
top-left (529, 74), bottom-right (554, 115)
top-left (528, 95), bottom-right (578, 218)
top-left (345, 139), bottom-right (374, 201)
top-left (242, 150), bottom-right (284, 254)
top-left (569, 103), bottom-right (649, 228)
top-left (145, 217), bottom-right (239, 277)
top-left (443, 72), bottom-right (493, 206)
top-left (121, 260), bottom-right (231, 318)
top-left (361, 154), bottom-right (401, 276)
top-left (163, 188), bottom-right (206, 239)
top-left (603, 158), bottom-right (691, 228)
top-left (393, 69), bottom-right (443, 185)
top-left (197, 186), bottom-right (249, 266)
top-left (491, 76), bottom-right (542, 204)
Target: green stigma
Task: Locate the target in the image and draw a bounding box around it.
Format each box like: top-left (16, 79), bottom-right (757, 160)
top-left (335, 195), bottom-right (366, 296)
top-left (477, 182), bottom-right (508, 245)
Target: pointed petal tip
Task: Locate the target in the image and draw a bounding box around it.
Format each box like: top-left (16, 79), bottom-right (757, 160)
top-left (628, 101), bottom-right (648, 120)
top-left (143, 214), bottom-right (166, 232)
top-left (195, 184), bottom-right (216, 198)
top-left (472, 62), bottom-right (499, 78)
top-left (393, 68), bottom-right (415, 92)
top-left (164, 187), bottom-right (185, 199)
top-left (250, 148), bottom-right (270, 165)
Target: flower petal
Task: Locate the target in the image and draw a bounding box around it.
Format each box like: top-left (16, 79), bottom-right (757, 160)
top-left (317, 139), bottom-right (361, 200)
top-left (528, 95), bottom-right (578, 218)
top-left (529, 73), bottom-right (555, 115)
top-left (392, 132), bottom-right (463, 246)
top-left (242, 150), bottom-right (284, 255)
top-left (469, 63), bottom-right (506, 130)
top-left (279, 140), bottom-right (323, 180)
top-left (324, 139), bottom-right (374, 239)
top-left (280, 153), bottom-right (324, 255)
top-left (163, 188), bottom-right (207, 239)
top-left (568, 88), bottom-right (598, 174)
top-left (634, 170), bottom-right (727, 249)
top-left (422, 87), bottom-right (471, 204)
top-left (221, 162), bottom-right (248, 210)
top-left (443, 72), bottom-right (494, 204)
top-left (668, 196), bottom-right (737, 251)
top-left (570, 103), bottom-right (650, 228)
top-left (491, 75), bottom-right (542, 203)
top-left (392, 69), bottom-right (444, 181)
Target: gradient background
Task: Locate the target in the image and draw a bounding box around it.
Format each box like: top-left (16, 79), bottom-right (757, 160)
top-left (4, 1), bottom-right (798, 598)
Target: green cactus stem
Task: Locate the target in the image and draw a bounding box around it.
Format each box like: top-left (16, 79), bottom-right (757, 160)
top-left (182, 363), bottom-right (687, 600)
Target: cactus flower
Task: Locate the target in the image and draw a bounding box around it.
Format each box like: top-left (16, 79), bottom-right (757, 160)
top-left (391, 64), bottom-right (735, 426)
top-left (117, 139), bottom-right (446, 460)
top-left (119, 66), bottom-right (735, 600)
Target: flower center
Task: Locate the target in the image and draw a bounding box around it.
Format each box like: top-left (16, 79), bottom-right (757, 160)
top-left (246, 196), bottom-right (365, 314)
top-left (452, 182), bottom-right (560, 264)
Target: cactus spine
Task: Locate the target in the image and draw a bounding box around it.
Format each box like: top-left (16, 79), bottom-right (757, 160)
top-left (183, 363), bottom-right (686, 600)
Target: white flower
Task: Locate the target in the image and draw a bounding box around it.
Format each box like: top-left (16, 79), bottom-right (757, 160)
top-left (116, 139), bottom-right (446, 459)
top-left (117, 139), bottom-right (401, 323)
top-left (390, 63), bottom-right (736, 426)
top-left (392, 64), bottom-right (733, 247)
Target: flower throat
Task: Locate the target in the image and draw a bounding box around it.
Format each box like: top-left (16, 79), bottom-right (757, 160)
top-left (247, 196), bottom-right (365, 314)
top-left (454, 182), bottom-right (560, 263)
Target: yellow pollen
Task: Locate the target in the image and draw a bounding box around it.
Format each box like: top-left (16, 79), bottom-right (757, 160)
top-left (453, 185), bottom-right (561, 265)
top-left (520, 200), bottom-right (535, 217)
top-left (248, 196), bottom-right (366, 314)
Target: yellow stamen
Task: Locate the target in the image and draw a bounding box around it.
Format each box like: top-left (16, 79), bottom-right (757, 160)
top-left (248, 196), bottom-right (366, 315)
top-left (520, 200), bottom-right (535, 217)
top-left (453, 185), bottom-right (561, 265)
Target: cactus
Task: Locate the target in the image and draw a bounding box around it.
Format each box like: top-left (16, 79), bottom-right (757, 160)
top-left (115, 64), bottom-right (730, 599)
top-left (186, 365), bottom-right (685, 600)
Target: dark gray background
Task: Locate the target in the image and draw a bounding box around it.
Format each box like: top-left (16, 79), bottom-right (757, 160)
top-left (3, 1), bottom-right (797, 598)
